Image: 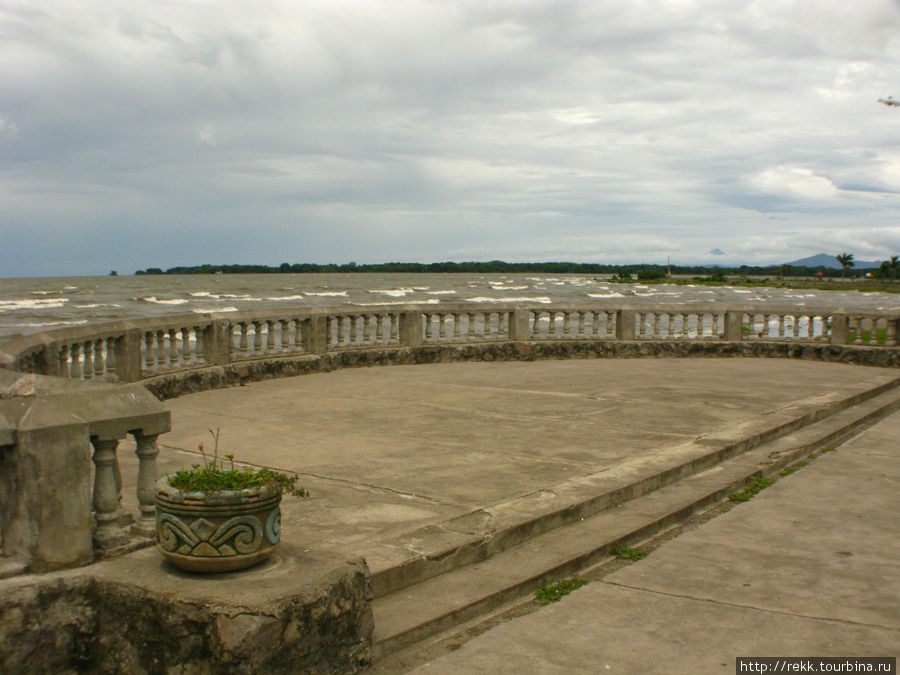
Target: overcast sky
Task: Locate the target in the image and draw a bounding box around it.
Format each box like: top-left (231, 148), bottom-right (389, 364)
top-left (2, 0), bottom-right (899, 277)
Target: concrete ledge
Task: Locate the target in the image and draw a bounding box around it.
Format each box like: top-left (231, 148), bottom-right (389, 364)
top-left (0, 545), bottom-right (373, 674)
top-left (141, 340), bottom-right (900, 400)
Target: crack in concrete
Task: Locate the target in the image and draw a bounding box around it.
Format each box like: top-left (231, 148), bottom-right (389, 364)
top-left (159, 443), bottom-right (452, 506)
top-left (602, 580), bottom-right (900, 632)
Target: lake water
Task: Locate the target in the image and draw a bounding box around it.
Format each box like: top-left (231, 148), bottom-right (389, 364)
top-left (1, 273), bottom-right (897, 338)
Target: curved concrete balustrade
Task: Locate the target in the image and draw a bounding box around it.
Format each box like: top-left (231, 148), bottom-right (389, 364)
top-left (1, 303), bottom-right (898, 386)
top-left (0, 302), bottom-right (896, 573)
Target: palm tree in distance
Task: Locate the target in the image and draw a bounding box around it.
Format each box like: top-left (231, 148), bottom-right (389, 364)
top-left (882, 255), bottom-right (900, 282)
top-left (836, 252), bottom-right (855, 278)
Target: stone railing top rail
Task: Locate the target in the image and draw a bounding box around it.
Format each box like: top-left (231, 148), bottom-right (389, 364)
top-left (2, 301), bottom-right (898, 348)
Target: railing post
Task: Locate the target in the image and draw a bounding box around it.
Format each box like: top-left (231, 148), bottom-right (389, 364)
top-left (830, 314), bottom-right (849, 344)
top-left (725, 311), bottom-right (743, 341)
top-left (400, 310), bottom-right (423, 347)
top-left (616, 310), bottom-right (636, 339)
top-left (115, 329), bottom-right (143, 382)
top-left (885, 318), bottom-right (898, 347)
top-left (301, 314), bottom-right (327, 354)
top-left (132, 431), bottom-right (160, 537)
top-left (508, 308), bottom-right (530, 341)
top-left (1, 400), bottom-right (93, 570)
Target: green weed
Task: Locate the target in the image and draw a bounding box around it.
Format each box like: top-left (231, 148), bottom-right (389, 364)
top-left (535, 576), bottom-right (589, 605)
top-left (612, 546), bottom-right (649, 561)
top-left (728, 475), bottom-right (775, 502)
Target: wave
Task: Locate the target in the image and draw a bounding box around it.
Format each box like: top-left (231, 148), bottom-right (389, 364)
top-left (426, 290), bottom-right (457, 295)
top-left (303, 291), bottom-right (348, 297)
top-left (490, 285), bottom-right (529, 290)
top-left (352, 299), bottom-right (440, 306)
top-left (587, 292), bottom-right (624, 298)
top-left (368, 288), bottom-right (414, 297)
top-left (73, 303), bottom-right (121, 309)
top-left (138, 296), bottom-right (189, 305)
top-left (265, 295), bottom-right (306, 301)
top-left (189, 291), bottom-right (252, 299)
top-left (466, 296), bottom-right (551, 304)
top-left (0, 298), bottom-right (70, 311)
top-left (192, 306), bottom-right (239, 313)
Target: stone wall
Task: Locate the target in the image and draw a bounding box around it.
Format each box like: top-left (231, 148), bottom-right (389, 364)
top-left (0, 553), bottom-right (373, 674)
top-left (142, 340), bottom-right (900, 401)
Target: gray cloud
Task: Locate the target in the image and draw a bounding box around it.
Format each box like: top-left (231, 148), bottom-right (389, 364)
top-left (2, 0), bottom-right (899, 276)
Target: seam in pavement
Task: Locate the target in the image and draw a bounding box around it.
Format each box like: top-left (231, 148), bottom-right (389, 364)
top-left (601, 580), bottom-right (900, 632)
top-left (160, 443), bottom-right (455, 506)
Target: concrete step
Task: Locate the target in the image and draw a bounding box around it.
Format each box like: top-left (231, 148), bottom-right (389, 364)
top-left (364, 375), bottom-right (900, 601)
top-left (370, 383), bottom-right (900, 658)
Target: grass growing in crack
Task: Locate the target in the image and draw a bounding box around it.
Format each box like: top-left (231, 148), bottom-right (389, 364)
top-left (612, 546), bottom-right (649, 561)
top-left (728, 475), bottom-right (775, 502)
top-left (535, 576), bottom-right (588, 605)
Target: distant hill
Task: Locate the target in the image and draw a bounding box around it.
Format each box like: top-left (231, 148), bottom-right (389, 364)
top-left (784, 253), bottom-right (881, 269)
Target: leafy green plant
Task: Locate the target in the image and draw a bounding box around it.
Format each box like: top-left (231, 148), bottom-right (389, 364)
top-left (535, 576), bottom-right (588, 604)
top-left (612, 546), bottom-right (648, 561)
top-left (169, 428), bottom-right (309, 498)
top-left (728, 475), bottom-right (774, 502)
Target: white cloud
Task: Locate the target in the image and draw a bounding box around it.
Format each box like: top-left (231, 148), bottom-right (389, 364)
top-left (1, 0), bottom-right (899, 276)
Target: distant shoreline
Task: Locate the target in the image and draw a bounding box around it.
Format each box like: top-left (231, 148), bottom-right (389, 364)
top-left (133, 260), bottom-right (887, 278)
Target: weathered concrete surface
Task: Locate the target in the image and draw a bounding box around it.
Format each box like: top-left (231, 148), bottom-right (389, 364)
top-left (120, 359), bottom-right (898, 564)
top-left (0, 546), bottom-right (373, 673)
top-left (409, 413), bottom-right (900, 673)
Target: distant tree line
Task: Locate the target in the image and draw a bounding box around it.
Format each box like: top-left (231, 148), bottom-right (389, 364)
top-left (133, 259), bottom-right (898, 278)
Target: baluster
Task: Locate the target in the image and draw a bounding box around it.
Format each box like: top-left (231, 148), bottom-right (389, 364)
top-left (500, 311), bottom-right (509, 337)
top-left (141, 332), bottom-right (153, 370)
top-left (79, 340), bottom-right (92, 379)
top-left (191, 326), bottom-right (202, 363)
top-left (58, 344), bottom-right (70, 378)
top-left (250, 321), bottom-right (261, 353)
top-left (153, 330), bottom-right (165, 367)
top-left (431, 314), bottom-right (440, 342)
top-left (391, 314), bottom-right (400, 344)
top-left (264, 320), bottom-right (274, 352)
top-left (239, 322), bottom-right (250, 354)
top-left (593, 312), bottom-right (604, 338)
top-left (279, 320), bottom-right (291, 351)
top-left (91, 437), bottom-right (129, 549)
top-left (132, 432), bottom-right (160, 537)
top-left (93, 338), bottom-right (105, 378)
top-left (885, 318), bottom-right (897, 346)
top-left (167, 328), bottom-right (177, 364)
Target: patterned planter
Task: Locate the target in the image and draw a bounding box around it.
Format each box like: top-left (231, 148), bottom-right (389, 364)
top-left (155, 476), bottom-right (282, 573)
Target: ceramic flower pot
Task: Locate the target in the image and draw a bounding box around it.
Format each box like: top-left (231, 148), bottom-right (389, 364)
top-left (155, 475), bottom-right (282, 573)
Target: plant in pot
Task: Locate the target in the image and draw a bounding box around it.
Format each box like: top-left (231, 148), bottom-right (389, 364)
top-left (155, 429), bottom-right (308, 573)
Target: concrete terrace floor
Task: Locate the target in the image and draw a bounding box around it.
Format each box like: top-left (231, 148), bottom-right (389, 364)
top-left (119, 358), bottom-right (899, 564)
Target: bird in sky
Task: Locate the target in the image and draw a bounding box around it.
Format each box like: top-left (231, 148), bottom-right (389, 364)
top-left (878, 96), bottom-right (900, 107)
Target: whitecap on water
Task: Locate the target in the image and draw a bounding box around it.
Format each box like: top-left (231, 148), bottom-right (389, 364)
top-left (138, 296), bottom-right (189, 305)
top-left (192, 306), bottom-right (239, 313)
top-left (426, 290), bottom-right (457, 295)
top-left (304, 291), bottom-right (348, 297)
top-left (354, 299), bottom-right (440, 306)
top-left (587, 292), bottom-right (624, 298)
top-left (466, 296), bottom-right (551, 304)
top-left (0, 298), bottom-right (70, 310)
top-left (368, 288), bottom-right (414, 297)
